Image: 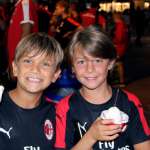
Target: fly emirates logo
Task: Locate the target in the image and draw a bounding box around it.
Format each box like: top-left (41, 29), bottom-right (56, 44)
top-left (77, 122), bottom-right (115, 149)
top-left (77, 122), bottom-right (130, 150)
top-left (24, 146), bottom-right (40, 150)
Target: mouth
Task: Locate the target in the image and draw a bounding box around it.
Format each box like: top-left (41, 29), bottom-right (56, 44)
top-left (27, 77), bottom-right (41, 83)
top-left (85, 77), bottom-right (97, 80)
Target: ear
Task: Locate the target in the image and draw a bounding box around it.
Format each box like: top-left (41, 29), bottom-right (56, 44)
top-left (51, 69), bottom-right (61, 83)
top-left (72, 66), bottom-right (75, 73)
top-left (108, 59), bottom-right (116, 70)
top-left (12, 61), bottom-right (18, 77)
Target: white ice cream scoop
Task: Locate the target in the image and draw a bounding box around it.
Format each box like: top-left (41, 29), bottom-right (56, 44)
top-left (0, 85), bottom-right (4, 102)
top-left (100, 106), bottom-right (129, 131)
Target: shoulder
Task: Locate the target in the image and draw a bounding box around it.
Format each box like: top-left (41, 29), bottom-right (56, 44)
top-left (113, 88), bottom-right (141, 111)
top-left (115, 88), bottom-right (141, 104)
top-left (122, 89), bottom-right (142, 107)
top-left (122, 89), bottom-right (150, 130)
top-left (55, 91), bottom-right (81, 116)
top-left (56, 94), bottom-right (73, 115)
top-left (43, 96), bottom-right (58, 110)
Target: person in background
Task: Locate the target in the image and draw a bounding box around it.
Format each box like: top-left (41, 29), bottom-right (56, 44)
top-left (0, 32), bottom-right (63, 150)
top-left (70, 2), bottom-right (80, 23)
top-left (38, 1), bottom-right (52, 33)
top-left (112, 12), bottom-right (128, 59)
top-left (55, 25), bottom-right (150, 150)
top-left (111, 12), bottom-right (129, 86)
top-left (49, 0), bottom-right (82, 49)
top-left (80, 2), bottom-right (96, 28)
top-left (46, 0), bottom-right (82, 101)
top-left (7, 0), bottom-right (39, 72)
top-left (97, 10), bottom-right (107, 31)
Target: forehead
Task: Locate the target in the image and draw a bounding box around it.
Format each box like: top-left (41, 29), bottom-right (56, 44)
top-left (56, 3), bottom-right (64, 8)
top-left (22, 50), bottom-right (54, 61)
top-left (73, 48), bottom-right (94, 58)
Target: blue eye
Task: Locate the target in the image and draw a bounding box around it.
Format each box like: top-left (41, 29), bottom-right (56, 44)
top-left (43, 62), bottom-right (51, 67)
top-left (23, 59), bottom-right (32, 64)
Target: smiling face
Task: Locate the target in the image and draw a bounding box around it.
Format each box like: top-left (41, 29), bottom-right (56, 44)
top-left (12, 51), bottom-right (61, 95)
top-left (72, 49), bottom-right (114, 91)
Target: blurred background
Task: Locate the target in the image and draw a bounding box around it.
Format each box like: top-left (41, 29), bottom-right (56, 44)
top-left (0, 0), bottom-right (150, 125)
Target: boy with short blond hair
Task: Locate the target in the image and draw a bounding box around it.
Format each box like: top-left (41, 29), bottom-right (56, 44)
top-left (0, 32), bottom-right (63, 150)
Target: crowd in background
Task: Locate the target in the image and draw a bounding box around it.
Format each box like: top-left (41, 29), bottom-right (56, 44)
top-left (0, 0), bottom-right (150, 94)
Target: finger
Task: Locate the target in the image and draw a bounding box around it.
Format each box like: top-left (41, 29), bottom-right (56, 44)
top-left (101, 119), bottom-right (115, 125)
top-left (106, 124), bottom-right (122, 131)
top-left (102, 134), bottom-right (120, 141)
top-left (103, 128), bottom-right (122, 136)
top-left (97, 122), bottom-right (121, 132)
top-left (96, 118), bottom-right (114, 126)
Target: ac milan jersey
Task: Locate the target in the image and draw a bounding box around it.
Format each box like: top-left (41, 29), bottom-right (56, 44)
top-left (55, 88), bottom-right (150, 150)
top-left (7, 0), bottom-right (38, 65)
top-left (0, 92), bottom-right (55, 150)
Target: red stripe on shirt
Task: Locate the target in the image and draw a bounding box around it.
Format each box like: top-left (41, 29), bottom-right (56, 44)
top-left (67, 17), bottom-right (81, 27)
top-left (124, 90), bottom-right (150, 135)
top-left (45, 97), bottom-right (58, 104)
top-left (55, 94), bottom-right (72, 148)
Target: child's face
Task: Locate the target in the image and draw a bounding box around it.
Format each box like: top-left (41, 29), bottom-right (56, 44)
top-left (12, 51), bottom-right (61, 95)
top-left (54, 4), bottom-right (65, 16)
top-left (72, 49), bottom-right (114, 91)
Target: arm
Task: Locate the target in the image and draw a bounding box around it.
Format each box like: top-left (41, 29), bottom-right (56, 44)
top-left (20, 0), bottom-right (36, 38)
top-left (134, 140), bottom-right (150, 150)
top-left (71, 118), bottom-right (121, 150)
top-left (71, 131), bottom-right (95, 150)
top-left (21, 23), bottom-right (33, 38)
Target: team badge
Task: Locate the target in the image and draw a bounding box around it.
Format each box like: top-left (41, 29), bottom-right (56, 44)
top-left (44, 119), bottom-right (54, 140)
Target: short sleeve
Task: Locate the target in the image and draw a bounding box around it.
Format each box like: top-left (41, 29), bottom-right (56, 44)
top-left (127, 102), bottom-right (150, 144)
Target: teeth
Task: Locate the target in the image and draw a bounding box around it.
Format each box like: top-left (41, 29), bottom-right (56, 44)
top-left (28, 77), bottom-right (40, 82)
top-left (86, 77), bottom-right (95, 80)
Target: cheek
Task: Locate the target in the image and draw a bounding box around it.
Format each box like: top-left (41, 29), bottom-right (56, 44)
top-left (15, 68), bottom-right (25, 77)
top-left (43, 71), bottom-right (53, 79)
top-left (73, 68), bottom-right (83, 77)
top-left (43, 75), bottom-right (53, 86)
top-left (43, 70), bottom-right (58, 82)
top-left (99, 64), bottom-right (110, 72)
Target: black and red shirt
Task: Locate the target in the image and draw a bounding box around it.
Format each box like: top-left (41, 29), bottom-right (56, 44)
top-left (0, 92), bottom-right (56, 150)
top-left (55, 88), bottom-right (150, 150)
top-left (54, 17), bottom-right (81, 49)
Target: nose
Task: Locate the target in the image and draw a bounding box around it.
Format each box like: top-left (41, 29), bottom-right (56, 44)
top-left (30, 63), bottom-right (40, 73)
top-left (87, 61), bottom-right (95, 73)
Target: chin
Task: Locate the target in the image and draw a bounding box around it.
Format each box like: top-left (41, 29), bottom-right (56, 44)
top-left (26, 88), bottom-right (43, 94)
top-left (85, 85), bottom-right (100, 90)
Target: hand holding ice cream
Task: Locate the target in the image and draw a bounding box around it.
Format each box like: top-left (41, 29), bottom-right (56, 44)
top-left (100, 106), bottom-right (129, 132)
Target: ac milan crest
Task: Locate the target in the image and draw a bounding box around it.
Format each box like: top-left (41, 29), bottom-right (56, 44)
top-left (44, 119), bottom-right (54, 140)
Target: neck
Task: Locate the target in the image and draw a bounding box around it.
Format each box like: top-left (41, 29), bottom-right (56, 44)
top-left (9, 88), bottom-right (42, 109)
top-left (62, 13), bottom-right (68, 19)
top-left (80, 85), bottom-right (112, 105)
